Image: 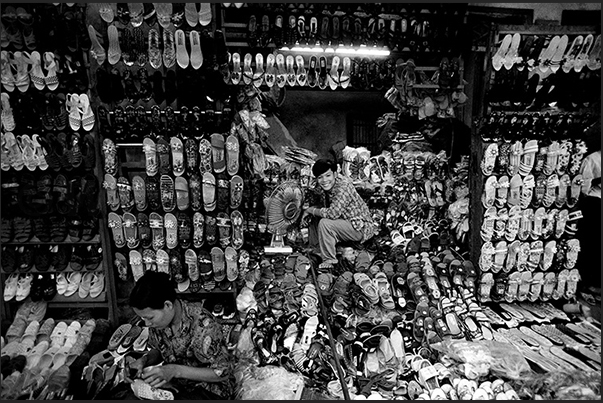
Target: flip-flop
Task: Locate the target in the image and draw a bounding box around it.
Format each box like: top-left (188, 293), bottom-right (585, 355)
top-left (160, 174), bottom-right (175, 212)
top-left (169, 136), bottom-right (184, 176)
top-left (189, 173), bottom-right (202, 211)
top-left (131, 175), bottom-right (147, 211)
top-left (231, 210), bottom-right (244, 250)
top-left (211, 246), bottom-right (226, 282)
top-left (217, 212), bottom-right (231, 248)
top-left (519, 174), bottom-right (535, 209)
top-left (149, 212), bottom-right (164, 251)
top-left (198, 138), bottom-right (212, 174)
top-left (174, 176), bottom-right (190, 211)
top-left (108, 212), bottom-right (125, 249)
top-left (205, 214), bottom-right (217, 245)
top-left (193, 212), bottom-right (205, 248)
top-left (177, 211), bottom-right (192, 249)
top-left (202, 172), bottom-right (216, 212)
top-left (225, 246), bottom-right (238, 282)
top-left (210, 133), bottom-right (225, 174)
top-left (156, 137), bottom-right (171, 176)
top-left (225, 134), bottom-right (239, 176)
top-left (122, 212), bottom-right (139, 249)
top-left (185, 248), bottom-right (199, 282)
top-left (102, 138), bottom-right (117, 176)
top-left (507, 141), bottom-right (523, 176)
top-left (164, 212), bottom-right (178, 249)
top-left (555, 174), bottom-right (570, 208)
top-left (481, 143), bottom-right (498, 176)
top-left (103, 173), bottom-right (120, 211)
top-left (242, 53), bottom-right (253, 85)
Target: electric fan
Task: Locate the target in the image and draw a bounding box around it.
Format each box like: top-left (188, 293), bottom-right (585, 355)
top-left (264, 180), bottom-right (304, 254)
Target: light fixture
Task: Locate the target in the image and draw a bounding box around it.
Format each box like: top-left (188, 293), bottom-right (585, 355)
top-left (279, 46), bottom-right (390, 57)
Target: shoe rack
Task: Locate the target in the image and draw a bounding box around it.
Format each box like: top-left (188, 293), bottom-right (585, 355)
top-left (217, 3), bottom-right (468, 92)
top-left (0, 3), bottom-right (118, 325)
top-left (468, 23), bottom-right (600, 305)
top-left (86, 5), bottom-right (243, 322)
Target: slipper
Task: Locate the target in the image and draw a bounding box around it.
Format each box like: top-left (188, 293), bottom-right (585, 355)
top-left (540, 272), bottom-right (557, 301)
top-left (353, 273), bottom-right (379, 304)
top-left (231, 210), bottom-right (244, 250)
top-left (494, 208), bottom-right (509, 240)
top-left (518, 208), bottom-right (534, 241)
top-left (164, 212), bottom-right (178, 249)
top-left (519, 174), bottom-right (535, 209)
top-left (210, 133), bottom-right (226, 174)
top-left (242, 53), bottom-right (253, 85)
top-left (211, 246), bottom-right (226, 282)
top-left (506, 173), bottom-right (522, 207)
top-left (275, 53), bottom-right (286, 88)
top-left (155, 249), bottom-right (169, 275)
top-left (495, 175), bottom-right (509, 208)
top-left (127, 250), bottom-right (144, 282)
top-left (564, 238), bottom-right (581, 269)
top-left (192, 212), bottom-right (205, 248)
top-left (205, 214), bottom-right (217, 245)
top-left (506, 141), bottom-right (523, 176)
top-left (198, 138), bottom-right (212, 174)
top-left (505, 206), bottom-right (522, 242)
top-left (160, 174), bottom-right (175, 212)
top-left (122, 212), bottom-right (139, 249)
top-left (156, 137), bottom-right (171, 176)
top-left (481, 207), bottom-right (497, 242)
top-left (481, 176), bottom-right (497, 208)
top-left (480, 143), bottom-right (498, 176)
top-left (229, 175), bottom-right (243, 210)
top-left (478, 241), bottom-right (495, 272)
top-left (102, 138), bottom-right (117, 176)
top-left (555, 174), bottom-right (570, 208)
top-left (189, 30), bottom-right (203, 69)
top-left (520, 140), bottom-right (538, 176)
top-left (225, 134), bottom-right (239, 176)
top-left (516, 271), bottom-right (532, 302)
top-left (526, 240), bottom-right (543, 271)
top-left (531, 207), bottom-right (546, 240)
top-left (177, 212), bottom-right (192, 249)
top-left (478, 272), bottom-right (494, 302)
top-left (175, 176), bottom-right (190, 211)
top-left (230, 52), bottom-right (241, 85)
top-left (202, 172), bottom-right (216, 212)
top-left (532, 174), bottom-right (546, 208)
top-left (217, 212), bottom-right (231, 248)
top-left (131, 175), bottom-right (147, 211)
top-left (107, 212), bottom-right (125, 249)
top-left (504, 271), bottom-right (522, 302)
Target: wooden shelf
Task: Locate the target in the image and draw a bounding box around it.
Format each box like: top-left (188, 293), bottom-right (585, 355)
top-left (49, 291), bottom-right (107, 303)
top-left (1, 268), bottom-right (103, 275)
top-left (2, 236), bottom-right (101, 246)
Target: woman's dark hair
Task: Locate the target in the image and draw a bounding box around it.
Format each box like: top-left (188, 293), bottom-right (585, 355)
top-left (312, 158), bottom-right (337, 177)
top-left (129, 271), bottom-right (176, 310)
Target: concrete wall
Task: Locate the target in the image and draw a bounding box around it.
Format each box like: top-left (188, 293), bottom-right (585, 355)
top-left (470, 2), bottom-right (601, 23)
top-left (277, 90), bottom-right (396, 159)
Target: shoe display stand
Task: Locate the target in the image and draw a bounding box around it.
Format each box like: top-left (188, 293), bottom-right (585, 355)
top-left (87, 3), bottom-right (247, 321)
top-left (218, 3), bottom-right (468, 93)
top-left (1, 4), bottom-right (117, 326)
top-left (469, 26), bottom-right (600, 332)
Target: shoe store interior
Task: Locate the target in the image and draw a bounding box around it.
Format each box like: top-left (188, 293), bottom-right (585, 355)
top-left (1, 2), bottom-right (602, 400)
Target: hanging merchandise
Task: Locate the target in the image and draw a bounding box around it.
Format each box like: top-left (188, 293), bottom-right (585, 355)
top-left (1, 3), bottom-right (601, 401)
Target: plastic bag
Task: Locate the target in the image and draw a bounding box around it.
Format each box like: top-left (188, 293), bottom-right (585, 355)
top-left (431, 340), bottom-right (531, 380)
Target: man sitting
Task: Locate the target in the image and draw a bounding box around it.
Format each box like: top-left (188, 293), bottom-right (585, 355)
top-left (303, 159), bottom-right (375, 269)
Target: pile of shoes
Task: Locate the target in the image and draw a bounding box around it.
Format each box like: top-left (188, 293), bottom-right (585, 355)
top-left (477, 120), bottom-right (592, 303)
top-left (1, 300), bottom-right (97, 399)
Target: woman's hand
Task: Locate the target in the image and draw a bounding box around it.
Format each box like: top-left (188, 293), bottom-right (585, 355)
top-left (141, 364), bottom-right (180, 388)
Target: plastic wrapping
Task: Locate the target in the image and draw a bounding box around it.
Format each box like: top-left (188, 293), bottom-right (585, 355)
top-left (431, 339), bottom-right (531, 380)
